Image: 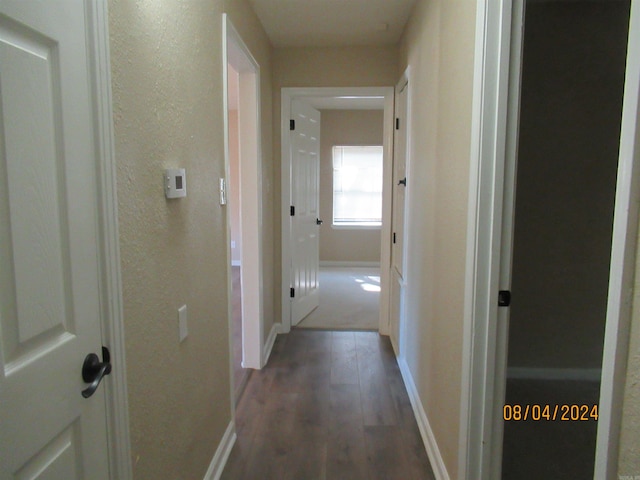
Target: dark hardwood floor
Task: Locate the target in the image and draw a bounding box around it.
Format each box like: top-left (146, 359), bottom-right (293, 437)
top-left (221, 329), bottom-right (435, 480)
top-left (231, 266), bottom-right (249, 403)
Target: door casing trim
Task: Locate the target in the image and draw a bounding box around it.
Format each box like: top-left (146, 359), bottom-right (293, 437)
top-left (223, 15), bottom-right (265, 371)
top-left (87, 2), bottom-right (132, 478)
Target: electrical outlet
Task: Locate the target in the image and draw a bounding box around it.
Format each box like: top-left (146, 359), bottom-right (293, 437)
top-left (178, 305), bottom-right (188, 342)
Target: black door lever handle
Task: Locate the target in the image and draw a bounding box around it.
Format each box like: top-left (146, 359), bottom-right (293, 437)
top-left (398, 177), bottom-right (407, 186)
top-left (316, 218), bottom-right (323, 225)
top-left (81, 346), bottom-right (111, 398)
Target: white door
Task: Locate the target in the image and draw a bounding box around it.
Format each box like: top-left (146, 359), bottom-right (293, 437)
top-left (290, 100), bottom-right (321, 325)
top-left (389, 78), bottom-right (409, 351)
top-left (0, 2), bottom-right (111, 478)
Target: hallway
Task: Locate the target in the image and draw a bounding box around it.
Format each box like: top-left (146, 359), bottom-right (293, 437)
top-left (221, 329), bottom-right (435, 479)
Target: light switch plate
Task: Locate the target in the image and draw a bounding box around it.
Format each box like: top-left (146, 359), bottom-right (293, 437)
top-left (178, 305), bottom-right (188, 342)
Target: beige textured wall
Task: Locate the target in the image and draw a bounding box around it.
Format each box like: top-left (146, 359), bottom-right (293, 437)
top-left (108, 1), bottom-right (272, 478)
top-left (319, 110), bottom-right (383, 263)
top-left (272, 46), bottom-right (397, 321)
top-left (398, 0), bottom-right (476, 476)
top-left (619, 222), bottom-right (640, 476)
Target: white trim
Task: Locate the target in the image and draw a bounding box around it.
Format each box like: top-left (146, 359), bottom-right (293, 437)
top-left (459, 1), bottom-right (513, 478)
top-left (231, 260), bottom-right (241, 267)
top-left (398, 358), bottom-right (450, 480)
top-left (87, 2), bottom-right (132, 479)
top-left (595, 0), bottom-right (640, 477)
top-left (380, 89), bottom-right (395, 337)
top-left (506, 367), bottom-right (602, 382)
top-left (223, 15), bottom-right (264, 370)
top-left (330, 224), bottom-right (382, 230)
top-left (280, 87), bottom-right (395, 335)
top-left (488, 1), bottom-right (525, 477)
top-left (222, 11), bottom-right (236, 422)
top-left (319, 261), bottom-right (381, 268)
top-left (262, 323), bottom-right (278, 366)
top-left (203, 421), bottom-right (236, 480)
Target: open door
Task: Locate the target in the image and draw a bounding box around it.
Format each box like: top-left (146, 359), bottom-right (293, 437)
top-left (389, 75), bottom-right (409, 353)
top-left (289, 100), bottom-right (322, 326)
top-left (0, 2), bottom-right (112, 477)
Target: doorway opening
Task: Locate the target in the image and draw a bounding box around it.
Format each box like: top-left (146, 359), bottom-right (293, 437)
top-left (280, 88), bottom-right (395, 334)
top-left (459, 0), bottom-right (640, 477)
top-left (223, 16), bottom-right (264, 404)
top-left (299, 114), bottom-right (385, 331)
top-left (498, 2), bottom-right (631, 478)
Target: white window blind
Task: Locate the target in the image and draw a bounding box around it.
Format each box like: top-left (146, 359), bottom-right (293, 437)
top-left (332, 145), bottom-right (383, 226)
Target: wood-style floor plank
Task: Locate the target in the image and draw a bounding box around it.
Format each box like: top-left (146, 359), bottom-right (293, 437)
top-left (221, 329), bottom-right (435, 479)
top-left (327, 384), bottom-right (368, 480)
top-left (356, 332), bottom-right (399, 426)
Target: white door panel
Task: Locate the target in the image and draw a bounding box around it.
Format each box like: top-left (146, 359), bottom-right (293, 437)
top-left (0, 2), bottom-right (110, 478)
top-left (392, 80), bottom-right (408, 279)
top-left (389, 79), bottom-right (408, 349)
top-left (290, 100), bottom-right (321, 325)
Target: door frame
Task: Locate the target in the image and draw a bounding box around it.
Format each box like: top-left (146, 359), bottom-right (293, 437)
top-left (459, 0), bottom-right (640, 478)
top-left (222, 15), bottom-right (265, 371)
top-left (389, 68), bottom-right (411, 356)
top-left (280, 87), bottom-right (395, 333)
top-left (87, 2), bottom-right (132, 478)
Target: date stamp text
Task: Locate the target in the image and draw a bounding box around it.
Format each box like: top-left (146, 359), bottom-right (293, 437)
top-left (503, 404), bottom-right (598, 421)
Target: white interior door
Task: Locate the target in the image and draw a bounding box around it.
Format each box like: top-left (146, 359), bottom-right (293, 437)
top-left (290, 100), bottom-right (321, 326)
top-left (0, 2), bottom-right (111, 478)
top-left (389, 78), bottom-right (409, 351)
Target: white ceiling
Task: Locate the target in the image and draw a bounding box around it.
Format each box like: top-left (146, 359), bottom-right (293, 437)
top-left (247, 0), bottom-right (417, 48)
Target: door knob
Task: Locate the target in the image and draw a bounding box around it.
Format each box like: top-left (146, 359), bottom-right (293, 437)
top-left (81, 346), bottom-right (111, 398)
top-left (316, 218), bottom-right (323, 225)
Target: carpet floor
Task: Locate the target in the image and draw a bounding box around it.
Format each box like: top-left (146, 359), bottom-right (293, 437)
top-left (297, 267), bottom-right (380, 330)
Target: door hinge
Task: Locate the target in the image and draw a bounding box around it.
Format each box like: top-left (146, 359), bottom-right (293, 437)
top-left (290, 119), bottom-right (295, 131)
top-left (498, 290), bottom-right (511, 307)
top-left (290, 205), bottom-right (295, 216)
top-left (395, 118), bottom-right (400, 130)
top-left (393, 232), bottom-right (397, 244)
top-left (290, 287), bottom-right (295, 298)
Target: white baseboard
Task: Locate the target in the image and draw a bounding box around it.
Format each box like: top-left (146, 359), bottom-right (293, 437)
top-left (262, 323), bottom-right (279, 367)
top-left (319, 261), bottom-right (380, 268)
top-left (203, 421), bottom-right (236, 480)
top-left (398, 357), bottom-right (450, 480)
top-left (507, 367), bottom-right (601, 382)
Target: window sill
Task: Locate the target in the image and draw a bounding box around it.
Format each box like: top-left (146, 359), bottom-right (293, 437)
top-left (332, 223), bottom-right (382, 230)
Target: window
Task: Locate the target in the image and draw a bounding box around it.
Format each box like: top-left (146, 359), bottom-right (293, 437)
top-left (332, 145), bottom-right (383, 227)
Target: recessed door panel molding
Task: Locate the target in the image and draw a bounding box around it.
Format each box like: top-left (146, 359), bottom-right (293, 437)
top-left (0, 16), bottom-right (76, 372)
top-left (14, 421), bottom-right (83, 480)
